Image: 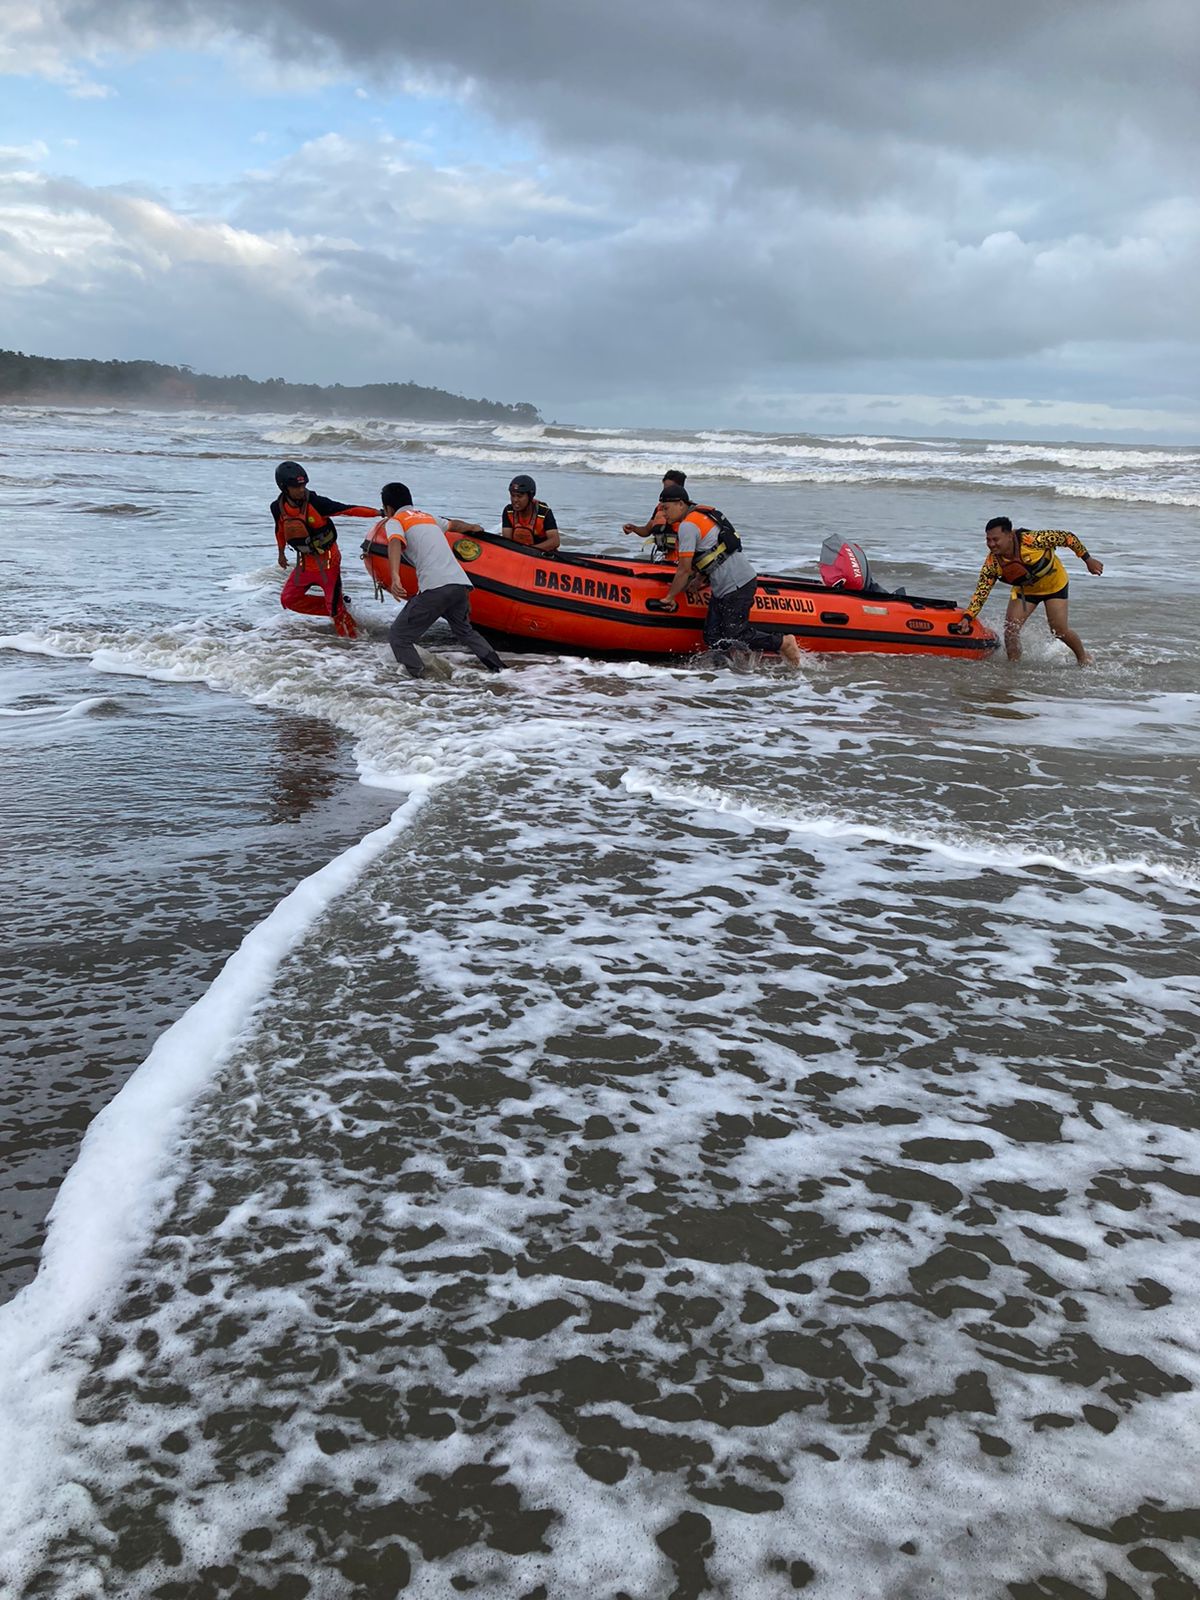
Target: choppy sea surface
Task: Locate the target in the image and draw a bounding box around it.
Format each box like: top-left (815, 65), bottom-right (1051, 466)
top-left (1, 406), bottom-right (1198, 1599)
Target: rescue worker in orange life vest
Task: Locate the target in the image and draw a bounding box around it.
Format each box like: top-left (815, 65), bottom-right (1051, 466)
top-left (958, 515), bottom-right (1104, 665)
top-left (623, 468), bottom-right (687, 561)
top-left (646, 486), bottom-right (802, 667)
top-left (501, 474), bottom-right (560, 552)
top-left (271, 461), bottom-right (379, 640)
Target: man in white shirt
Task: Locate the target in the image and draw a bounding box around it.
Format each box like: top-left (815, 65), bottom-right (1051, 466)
top-left (381, 482), bottom-right (506, 677)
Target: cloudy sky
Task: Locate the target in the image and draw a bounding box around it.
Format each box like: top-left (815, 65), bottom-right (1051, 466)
top-left (0, 0), bottom-right (1196, 439)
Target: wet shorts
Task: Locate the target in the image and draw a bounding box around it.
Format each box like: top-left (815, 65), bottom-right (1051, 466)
top-left (1013, 582), bottom-right (1068, 607)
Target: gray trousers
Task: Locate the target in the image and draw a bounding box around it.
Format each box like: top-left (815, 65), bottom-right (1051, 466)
top-left (388, 584), bottom-right (503, 677)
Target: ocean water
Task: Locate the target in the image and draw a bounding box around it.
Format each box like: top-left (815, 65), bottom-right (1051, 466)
top-left (0, 405), bottom-right (1198, 1599)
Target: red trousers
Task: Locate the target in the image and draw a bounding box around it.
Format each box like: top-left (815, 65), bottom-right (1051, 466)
top-left (280, 546), bottom-right (357, 638)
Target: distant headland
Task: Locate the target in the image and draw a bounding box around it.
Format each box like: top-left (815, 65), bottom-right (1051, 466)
top-left (0, 350), bottom-right (542, 424)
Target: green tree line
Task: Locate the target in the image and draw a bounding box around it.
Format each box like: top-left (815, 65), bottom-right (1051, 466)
top-left (0, 350), bottom-right (541, 424)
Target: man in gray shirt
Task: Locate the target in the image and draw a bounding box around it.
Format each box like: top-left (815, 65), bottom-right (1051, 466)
top-left (381, 482), bottom-right (506, 678)
top-left (647, 486), bottom-right (801, 665)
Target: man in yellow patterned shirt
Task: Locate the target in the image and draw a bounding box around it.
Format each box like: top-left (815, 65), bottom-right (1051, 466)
top-left (962, 516), bottom-right (1104, 665)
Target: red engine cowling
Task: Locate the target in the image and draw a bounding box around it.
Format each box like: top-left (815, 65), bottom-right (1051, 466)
top-left (819, 537), bottom-right (872, 592)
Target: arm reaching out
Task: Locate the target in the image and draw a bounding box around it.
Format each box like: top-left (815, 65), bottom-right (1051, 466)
top-left (648, 553), bottom-right (694, 611)
top-left (1027, 530), bottom-right (1104, 575)
top-left (963, 557), bottom-right (1000, 620)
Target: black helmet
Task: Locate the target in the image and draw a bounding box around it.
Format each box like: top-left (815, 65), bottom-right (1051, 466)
top-left (509, 473), bottom-right (536, 496)
top-left (275, 460), bottom-right (308, 491)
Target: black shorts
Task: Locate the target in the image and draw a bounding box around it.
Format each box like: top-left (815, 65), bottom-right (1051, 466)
top-left (1016, 583), bottom-right (1068, 608)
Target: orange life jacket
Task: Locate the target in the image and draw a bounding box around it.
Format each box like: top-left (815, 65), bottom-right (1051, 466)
top-left (996, 532), bottom-right (1055, 587)
top-left (679, 505), bottom-right (743, 576)
top-left (506, 500), bottom-right (551, 546)
top-left (278, 496), bottom-right (337, 555)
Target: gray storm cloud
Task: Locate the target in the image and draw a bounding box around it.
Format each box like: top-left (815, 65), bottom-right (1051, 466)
top-left (2, 0), bottom-right (1197, 432)
top-left (49, 0), bottom-right (1197, 159)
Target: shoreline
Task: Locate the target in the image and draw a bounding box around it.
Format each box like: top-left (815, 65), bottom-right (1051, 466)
top-left (0, 654), bottom-right (396, 1303)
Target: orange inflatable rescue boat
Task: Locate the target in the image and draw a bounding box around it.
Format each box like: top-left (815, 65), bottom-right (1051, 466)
top-left (362, 531), bottom-right (997, 659)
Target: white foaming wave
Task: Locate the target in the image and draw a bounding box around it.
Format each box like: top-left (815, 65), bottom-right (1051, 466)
top-left (423, 442), bottom-right (955, 486)
top-left (257, 414), bottom-right (463, 451)
top-left (692, 436), bottom-right (984, 466)
top-left (488, 422), bottom-right (550, 442)
top-left (623, 433), bottom-right (990, 468)
top-left (700, 429), bottom-right (964, 452)
top-left (260, 421), bottom-right (437, 453)
top-left (746, 465), bottom-right (934, 484)
top-left (426, 442), bottom-right (686, 476)
top-left (256, 413), bottom-right (374, 444)
top-left (236, 414), bottom-right (1200, 506)
top-left (0, 787), bottom-right (432, 1570)
top-left (0, 695), bottom-right (114, 721)
top-left (984, 442), bottom-right (1197, 471)
top-left (432, 435), bottom-right (694, 467)
top-left (1047, 480), bottom-right (1200, 508)
top-left (543, 424), bottom-right (638, 441)
top-left (0, 631), bottom-right (80, 658)
top-left (393, 436), bottom-right (1200, 505)
top-left (0, 404), bottom-right (136, 420)
top-left (743, 468), bottom-right (1200, 505)
top-left (1, 614), bottom-right (670, 800)
top-left (620, 769), bottom-right (1200, 891)
top-left (220, 564), bottom-right (285, 592)
top-left (969, 691), bottom-right (1200, 755)
top-left (836, 433), bottom-right (961, 449)
top-left (497, 423), bottom-right (1196, 477)
top-left (0, 621), bottom-right (516, 793)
